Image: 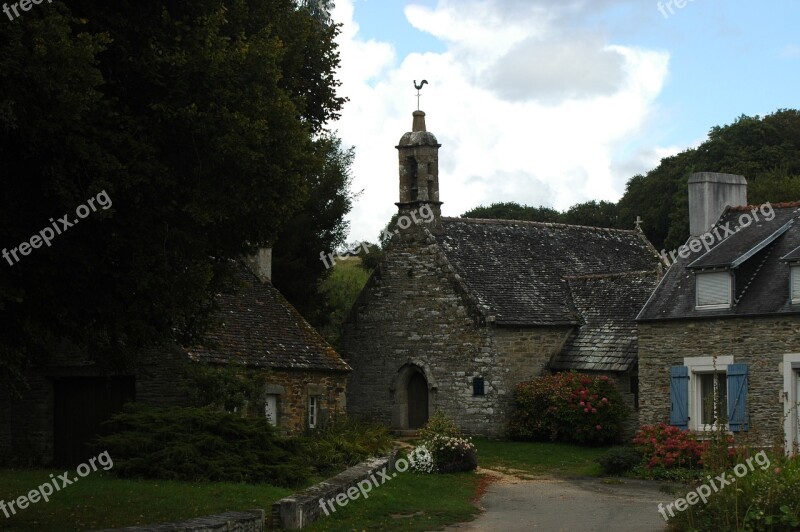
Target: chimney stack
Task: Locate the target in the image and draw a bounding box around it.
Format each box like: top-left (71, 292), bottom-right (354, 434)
top-left (688, 172), bottom-right (747, 236)
top-left (246, 248), bottom-right (272, 283)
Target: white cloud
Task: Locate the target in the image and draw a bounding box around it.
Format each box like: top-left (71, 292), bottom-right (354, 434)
top-left (781, 44), bottom-right (800, 58)
top-left (331, 0), bottom-right (670, 243)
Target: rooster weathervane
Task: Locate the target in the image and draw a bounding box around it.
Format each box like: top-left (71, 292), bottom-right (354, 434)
top-left (414, 80), bottom-right (428, 110)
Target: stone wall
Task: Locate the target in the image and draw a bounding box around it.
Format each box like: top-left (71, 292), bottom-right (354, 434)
top-left (341, 225), bottom-right (574, 437)
top-left (0, 345), bottom-right (347, 464)
top-left (638, 316), bottom-right (800, 446)
top-left (264, 370), bottom-right (348, 435)
top-left (272, 452), bottom-right (398, 530)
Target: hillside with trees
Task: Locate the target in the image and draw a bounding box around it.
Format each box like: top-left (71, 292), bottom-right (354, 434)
top-left (463, 110), bottom-right (800, 251)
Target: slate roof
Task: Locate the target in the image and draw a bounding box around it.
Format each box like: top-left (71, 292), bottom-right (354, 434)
top-left (781, 245), bottom-right (800, 263)
top-left (638, 202), bottom-right (800, 321)
top-left (187, 264), bottom-right (351, 372)
top-left (436, 218), bottom-right (661, 326)
top-left (550, 271), bottom-right (660, 372)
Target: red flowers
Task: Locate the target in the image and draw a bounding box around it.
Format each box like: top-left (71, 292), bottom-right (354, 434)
top-left (633, 423), bottom-right (707, 469)
top-left (508, 371), bottom-right (629, 445)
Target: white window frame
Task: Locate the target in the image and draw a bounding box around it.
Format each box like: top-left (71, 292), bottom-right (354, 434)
top-left (695, 271), bottom-right (732, 310)
top-left (308, 395), bottom-right (318, 429)
top-left (684, 356), bottom-right (733, 431)
top-left (783, 354), bottom-right (800, 455)
top-left (791, 266), bottom-right (800, 305)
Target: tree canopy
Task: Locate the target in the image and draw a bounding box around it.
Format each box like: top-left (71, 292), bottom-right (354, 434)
top-left (462, 110), bottom-right (800, 251)
top-left (0, 0), bottom-right (351, 391)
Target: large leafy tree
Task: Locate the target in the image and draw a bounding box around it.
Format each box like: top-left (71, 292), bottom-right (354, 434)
top-left (0, 0), bottom-right (348, 391)
top-left (271, 136), bottom-right (355, 326)
top-left (619, 110), bottom-right (800, 250)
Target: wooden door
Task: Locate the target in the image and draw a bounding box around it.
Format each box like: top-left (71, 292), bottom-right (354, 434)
top-left (54, 377), bottom-right (135, 466)
top-left (407, 372), bottom-right (429, 429)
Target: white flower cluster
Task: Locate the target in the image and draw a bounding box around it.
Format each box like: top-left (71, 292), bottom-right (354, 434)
top-left (409, 445), bottom-right (435, 474)
top-left (430, 435), bottom-right (476, 452)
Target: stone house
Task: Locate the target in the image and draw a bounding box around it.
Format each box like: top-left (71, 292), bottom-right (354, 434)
top-left (340, 110), bottom-right (661, 437)
top-left (0, 251), bottom-right (350, 465)
top-left (637, 172), bottom-right (800, 452)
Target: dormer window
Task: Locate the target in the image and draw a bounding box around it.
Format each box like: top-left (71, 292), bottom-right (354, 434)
top-left (696, 271), bottom-right (732, 309)
top-left (792, 265), bottom-right (800, 304)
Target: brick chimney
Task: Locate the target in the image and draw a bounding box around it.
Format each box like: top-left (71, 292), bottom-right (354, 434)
top-left (688, 172), bottom-right (748, 236)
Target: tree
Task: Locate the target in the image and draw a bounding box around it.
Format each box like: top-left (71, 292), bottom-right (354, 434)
top-left (271, 136), bottom-right (355, 326)
top-left (0, 0), bottom-right (348, 391)
top-left (562, 200), bottom-right (620, 228)
top-left (618, 110), bottom-right (800, 250)
top-left (461, 202), bottom-right (562, 222)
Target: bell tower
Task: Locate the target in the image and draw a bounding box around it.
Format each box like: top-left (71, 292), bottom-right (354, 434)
top-left (396, 110), bottom-right (442, 221)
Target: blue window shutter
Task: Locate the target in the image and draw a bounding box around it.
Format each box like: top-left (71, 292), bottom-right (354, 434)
top-left (727, 364), bottom-right (749, 432)
top-left (670, 366), bottom-right (689, 429)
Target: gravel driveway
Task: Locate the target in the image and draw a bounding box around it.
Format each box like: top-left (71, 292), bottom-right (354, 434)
top-left (445, 472), bottom-right (673, 532)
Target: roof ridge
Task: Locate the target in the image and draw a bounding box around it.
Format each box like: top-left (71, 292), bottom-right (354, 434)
top-left (727, 201), bottom-right (800, 212)
top-left (444, 216), bottom-right (638, 233)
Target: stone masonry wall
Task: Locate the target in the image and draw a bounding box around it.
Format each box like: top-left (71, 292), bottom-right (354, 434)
top-left (264, 370), bottom-right (348, 435)
top-left (0, 344), bottom-right (346, 464)
top-left (341, 225), bottom-right (571, 437)
top-left (639, 316), bottom-right (800, 447)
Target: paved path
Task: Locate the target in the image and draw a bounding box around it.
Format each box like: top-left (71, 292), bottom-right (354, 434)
top-left (445, 472), bottom-right (673, 532)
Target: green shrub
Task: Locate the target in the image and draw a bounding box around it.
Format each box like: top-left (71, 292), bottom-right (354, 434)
top-left (674, 451), bottom-right (800, 531)
top-left (418, 411), bottom-right (462, 442)
top-left (597, 446), bottom-right (642, 475)
top-left (427, 435), bottom-right (478, 473)
top-left (417, 412), bottom-right (476, 473)
top-left (508, 372), bottom-right (629, 445)
top-left (97, 405), bottom-right (311, 487)
top-left (297, 418), bottom-right (393, 476)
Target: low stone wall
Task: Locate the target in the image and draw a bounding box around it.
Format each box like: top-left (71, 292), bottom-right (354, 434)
top-left (272, 452), bottom-right (398, 530)
top-left (95, 510), bottom-right (265, 531)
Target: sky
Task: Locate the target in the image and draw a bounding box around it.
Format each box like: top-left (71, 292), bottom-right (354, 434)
top-left (329, 0), bottom-right (800, 244)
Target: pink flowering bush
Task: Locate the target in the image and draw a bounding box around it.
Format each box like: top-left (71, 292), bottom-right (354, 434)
top-left (508, 372), bottom-right (629, 445)
top-left (632, 423), bottom-right (707, 469)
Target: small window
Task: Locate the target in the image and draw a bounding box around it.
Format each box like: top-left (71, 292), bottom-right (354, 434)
top-left (473, 377), bottom-right (485, 396)
top-left (265, 394), bottom-right (279, 427)
top-left (698, 372), bottom-right (727, 427)
top-left (630, 376), bottom-right (639, 411)
top-left (696, 271), bottom-right (731, 309)
top-left (308, 396), bottom-right (318, 429)
top-left (791, 266), bottom-right (800, 304)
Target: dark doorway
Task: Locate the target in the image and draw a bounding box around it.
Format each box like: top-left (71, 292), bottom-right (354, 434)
top-left (54, 377), bottom-right (135, 466)
top-left (407, 372), bottom-right (428, 429)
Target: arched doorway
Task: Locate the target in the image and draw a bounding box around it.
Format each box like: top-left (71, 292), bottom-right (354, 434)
top-left (407, 372), bottom-right (429, 429)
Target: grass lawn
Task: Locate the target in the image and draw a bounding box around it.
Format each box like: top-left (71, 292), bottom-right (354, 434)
top-left (0, 469), bottom-right (291, 531)
top-left (306, 470), bottom-right (483, 532)
top-left (473, 438), bottom-right (611, 478)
